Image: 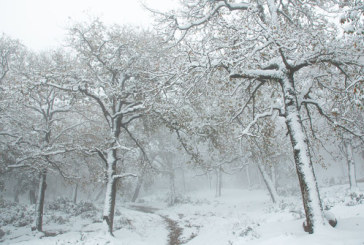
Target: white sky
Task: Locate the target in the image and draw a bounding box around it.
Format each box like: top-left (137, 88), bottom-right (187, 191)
top-left (0, 0), bottom-right (176, 51)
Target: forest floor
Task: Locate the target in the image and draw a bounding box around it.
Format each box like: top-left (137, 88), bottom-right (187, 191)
top-left (1, 183), bottom-right (364, 245)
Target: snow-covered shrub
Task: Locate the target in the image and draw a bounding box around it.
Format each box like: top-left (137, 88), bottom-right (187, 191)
top-left (47, 197), bottom-right (97, 216)
top-left (277, 186), bottom-right (300, 197)
top-left (168, 194), bottom-right (211, 206)
top-left (234, 225), bottom-right (260, 239)
top-left (239, 226), bottom-right (254, 237)
top-left (47, 214), bottom-right (69, 224)
top-left (0, 228), bottom-right (5, 239)
top-left (346, 192), bottom-right (364, 206)
top-left (80, 210), bottom-right (98, 220)
top-left (113, 216), bottom-right (134, 230)
top-left (264, 199), bottom-right (305, 219)
top-left (174, 195), bottom-right (192, 204)
top-left (0, 200), bottom-right (33, 227)
top-left (74, 201), bottom-right (97, 216)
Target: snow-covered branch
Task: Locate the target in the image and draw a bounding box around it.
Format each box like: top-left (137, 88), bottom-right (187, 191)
top-left (232, 79), bottom-right (266, 121)
top-left (238, 106), bottom-right (283, 138)
top-left (111, 102), bottom-right (144, 119)
top-left (0, 131), bottom-right (18, 138)
top-left (50, 121), bottom-right (86, 145)
top-left (79, 87), bottom-right (111, 127)
top-left (176, 1), bottom-right (250, 31)
top-left (113, 173), bottom-right (137, 180)
top-left (301, 99), bottom-right (363, 140)
top-left (346, 77), bottom-right (363, 91)
top-left (230, 69), bottom-right (283, 80)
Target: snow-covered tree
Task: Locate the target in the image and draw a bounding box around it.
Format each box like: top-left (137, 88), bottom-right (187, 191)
top-left (3, 50), bottom-right (83, 232)
top-left (59, 19), bottom-right (169, 234)
top-left (152, 0), bottom-right (364, 233)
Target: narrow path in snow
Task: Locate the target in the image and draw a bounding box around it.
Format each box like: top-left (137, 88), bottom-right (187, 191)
top-left (128, 205), bottom-right (184, 245)
top-left (128, 205), bottom-right (159, 214)
top-left (161, 215), bottom-right (183, 245)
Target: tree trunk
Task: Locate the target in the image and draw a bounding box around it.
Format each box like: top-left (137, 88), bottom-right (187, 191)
top-left (246, 164), bottom-right (251, 189)
top-left (181, 167), bottom-right (186, 193)
top-left (282, 76), bottom-right (325, 233)
top-left (344, 140), bottom-right (357, 192)
top-left (29, 189), bottom-right (36, 204)
top-left (168, 171), bottom-right (176, 206)
top-left (271, 164), bottom-right (277, 189)
top-left (207, 172), bottom-right (212, 190)
top-left (103, 149), bottom-right (117, 235)
top-left (94, 184), bottom-right (104, 202)
top-left (13, 186), bottom-right (20, 203)
top-left (257, 162), bottom-right (279, 203)
top-left (215, 167), bottom-right (222, 197)
top-left (34, 170), bottom-right (47, 232)
top-left (72, 183), bottom-right (78, 204)
top-left (131, 176), bottom-right (143, 203)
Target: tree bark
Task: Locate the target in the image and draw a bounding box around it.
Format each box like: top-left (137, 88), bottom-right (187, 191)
top-left (282, 75), bottom-right (325, 233)
top-left (103, 149), bottom-right (117, 235)
top-left (257, 162), bottom-right (279, 203)
top-left (34, 170), bottom-right (47, 232)
top-left (344, 140), bottom-right (357, 192)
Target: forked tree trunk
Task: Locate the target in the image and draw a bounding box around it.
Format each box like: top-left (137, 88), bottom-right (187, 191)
top-left (34, 170), bottom-right (47, 232)
top-left (257, 163), bottom-right (280, 203)
top-left (282, 76), bottom-right (325, 233)
top-left (344, 141), bottom-right (357, 192)
top-left (103, 149), bottom-right (117, 235)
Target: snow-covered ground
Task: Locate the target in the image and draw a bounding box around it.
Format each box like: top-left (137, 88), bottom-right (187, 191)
top-left (1, 184), bottom-right (363, 245)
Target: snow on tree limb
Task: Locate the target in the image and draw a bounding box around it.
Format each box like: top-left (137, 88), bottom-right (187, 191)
top-left (112, 173), bottom-right (138, 180)
top-left (238, 106), bottom-right (283, 138)
top-left (232, 79), bottom-right (266, 121)
top-left (301, 99), bottom-right (363, 140)
top-left (0, 131), bottom-right (18, 138)
top-left (230, 69), bottom-right (283, 80)
top-left (111, 102), bottom-right (144, 119)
